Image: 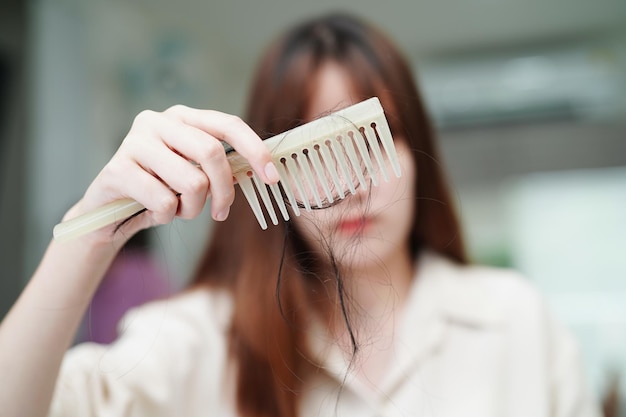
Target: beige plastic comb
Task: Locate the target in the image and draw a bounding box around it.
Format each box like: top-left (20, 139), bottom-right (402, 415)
top-left (53, 97), bottom-right (401, 241)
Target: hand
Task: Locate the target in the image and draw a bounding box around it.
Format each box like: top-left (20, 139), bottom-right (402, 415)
top-left (66, 104), bottom-right (280, 243)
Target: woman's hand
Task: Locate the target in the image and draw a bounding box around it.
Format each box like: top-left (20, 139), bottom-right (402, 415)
top-left (66, 104), bottom-right (280, 244)
top-left (1, 104), bottom-right (281, 417)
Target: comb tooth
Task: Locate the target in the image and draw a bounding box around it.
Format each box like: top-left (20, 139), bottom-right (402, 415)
top-left (339, 134), bottom-right (368, 190)
top-left (362, 126), bottom-right (389, 182)
top-left (275, 160), bottom-right (300, 217)
top-left (298, 150), bottom-right (323, 208)
top-left (235, 173), bottom-right (267, 229)
top-left (268, 182), bottom-right (289, 221)
top-left (284, 154), bottom-right (312, 211)
top-left (251, 174), bottom-right (278, 226)
top-left (317, 142), bottom-right (344, 199)
top-left (308, 145), bottom-right (334, 203)
top-left (372, 117), bottom-right (401, 178)
top-left (53, 99), bottom-right (399, 239)
top-left (231, 99), bottom-right (399, 229)
top-left (328, 137), bottom-right (356, 195)
top-left (349, 131), bottom-right (378, 187)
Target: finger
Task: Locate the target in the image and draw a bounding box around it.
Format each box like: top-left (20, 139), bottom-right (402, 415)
top-left (132, 116), bottom-right (236, 221)
top-left (163, 105), bottom-right (280, 184)
top-left (189, 141), bottom-right (235, 221)
top-left (107, 160), bottom-right (180, 226)
top-left (132, 143), bottom-right (212, 220)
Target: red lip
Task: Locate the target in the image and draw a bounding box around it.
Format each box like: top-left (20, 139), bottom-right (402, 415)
top-left (336, 217), bottom-right (370, 234)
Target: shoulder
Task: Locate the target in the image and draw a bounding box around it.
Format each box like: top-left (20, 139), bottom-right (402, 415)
top-left (53, 289), bottom-right (235, 416)
top-left (420, 251), bottom-right (548, 327)
top-left (420, 252), bottom-right (602, 415)
top-left (116, 287), bottom-right (234, 340)
top-left (422, 251), bottom-right (580, 361)
top-left (62, 288), bottom-right (234, 379)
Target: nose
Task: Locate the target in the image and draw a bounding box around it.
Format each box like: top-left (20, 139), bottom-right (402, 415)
top-left (349, 180), bottom-right (373, 206)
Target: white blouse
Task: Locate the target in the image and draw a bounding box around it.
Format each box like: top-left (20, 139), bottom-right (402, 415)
top-left (49, 251), bottom-right (601, 417)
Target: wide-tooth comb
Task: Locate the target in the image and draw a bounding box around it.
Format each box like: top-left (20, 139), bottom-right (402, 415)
top-left (229, 97), bottom-right (400, 229)
top-left (53, 97), bottom-right (400, 241)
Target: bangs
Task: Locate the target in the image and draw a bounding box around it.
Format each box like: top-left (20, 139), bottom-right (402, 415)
top-left (266, 42), bottom-right (406, 143)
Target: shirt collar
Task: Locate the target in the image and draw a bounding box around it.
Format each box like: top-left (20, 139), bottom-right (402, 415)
top-left (416, 250), bottom-right (506, 327)
top-left (306, 250), bottom-right (505, 399)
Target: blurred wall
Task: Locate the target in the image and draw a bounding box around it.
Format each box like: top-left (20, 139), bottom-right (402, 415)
top-left (0, 0), bottom-right (26, 317)
top-left (17, 0), bottom-right (626, 288)
top-left (3, 0), bottom-right (626, 410)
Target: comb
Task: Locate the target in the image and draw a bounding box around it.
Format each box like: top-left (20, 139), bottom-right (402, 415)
top-left (53, 97), bottom-right (401, 241)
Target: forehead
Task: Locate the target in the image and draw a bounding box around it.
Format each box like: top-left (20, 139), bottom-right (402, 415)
top-left (304, 62), bottom-right (359, 122)
top-left (303, 61), bottom-right (400, 128)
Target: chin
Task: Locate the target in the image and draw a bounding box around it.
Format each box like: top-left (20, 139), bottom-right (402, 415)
top-left (332, 236), bottom-right (399, 271)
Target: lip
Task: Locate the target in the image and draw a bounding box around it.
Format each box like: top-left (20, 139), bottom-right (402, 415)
top-left (336, 216), bottom-right (370, 234)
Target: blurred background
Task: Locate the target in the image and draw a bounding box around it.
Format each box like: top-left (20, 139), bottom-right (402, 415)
top-left (1, 0), bottom-right (625, 414)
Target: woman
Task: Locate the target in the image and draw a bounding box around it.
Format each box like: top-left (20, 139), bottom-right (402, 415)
top-left (0, 12), bottom-right (599, 417)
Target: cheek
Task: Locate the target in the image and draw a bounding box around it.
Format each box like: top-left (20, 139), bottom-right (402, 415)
top-left (372, 142), bottom-right (417, 230)
top-left (290, 141), bottom-right (416, 240)
top-left (375, 142), bottom-right (416, 205)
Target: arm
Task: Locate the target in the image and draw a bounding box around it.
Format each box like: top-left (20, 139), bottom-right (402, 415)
top-left (0, 235), bottom-right (119, 417)
top-left (0, 105), bottom-right (279, 417)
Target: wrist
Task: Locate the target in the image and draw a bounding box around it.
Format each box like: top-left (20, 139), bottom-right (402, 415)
top-left (28, 236), bottom-right (123, 312)
top-left (59, 199), bottom-right (136, 248)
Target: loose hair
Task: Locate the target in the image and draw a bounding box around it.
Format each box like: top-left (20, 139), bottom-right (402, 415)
top-left (192, 12), bottom-right (466, 417)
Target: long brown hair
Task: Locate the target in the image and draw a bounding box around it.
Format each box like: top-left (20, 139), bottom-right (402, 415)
top-left (192, 12), bottom-right (466, 417)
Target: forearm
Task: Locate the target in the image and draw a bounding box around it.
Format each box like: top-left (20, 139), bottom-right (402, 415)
top-left (0, 103), bottom-right (268, 416)
top-left (0, 238), bottom-right (120, 417)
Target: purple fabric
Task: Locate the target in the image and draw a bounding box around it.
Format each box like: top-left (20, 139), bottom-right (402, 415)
top-left (78, 249), bottom-right (172, 344)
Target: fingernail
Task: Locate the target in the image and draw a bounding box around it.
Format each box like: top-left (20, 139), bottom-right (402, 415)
top-left (215, 207), bottom-right (230, 221)
top-left (264, 162), bottom-right (280, 183)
